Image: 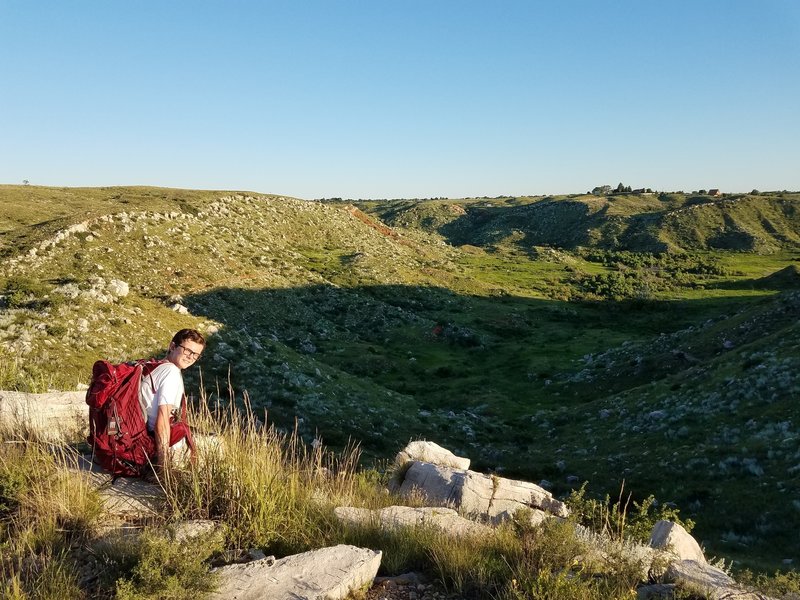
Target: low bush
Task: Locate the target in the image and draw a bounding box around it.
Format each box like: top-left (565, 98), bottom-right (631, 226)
top-left (3, 276), bottom-right (51, 309)
top-left (112, 530), bottom-right (222, 600)
top-left (737, 568), bottom-right (800, 599)
top-left (566, 483), bottom-right (694, 543)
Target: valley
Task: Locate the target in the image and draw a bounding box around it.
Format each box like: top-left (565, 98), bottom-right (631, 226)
top-left (1, 185), bottom-right (798, 570)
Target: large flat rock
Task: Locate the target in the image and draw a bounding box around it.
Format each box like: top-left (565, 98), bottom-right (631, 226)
top-left (71, 454), bottom-right (166, 521)
top-left (664, 559), bottom-right (771, 600)
top-left (210, 544), bottom-right (382, 600)
top-left (0, 390), bottom-right (86, 440)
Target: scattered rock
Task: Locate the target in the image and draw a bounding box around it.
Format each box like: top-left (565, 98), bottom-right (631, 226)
top-left (171, 303), bottom-right (189, 314)
top-left (172, 520), bottom-right (219, 543)
top-left (107, 279), bottom-right (129, 298)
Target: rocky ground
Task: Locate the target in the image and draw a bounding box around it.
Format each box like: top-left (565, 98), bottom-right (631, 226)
top-left (368, 574), bottom-right (469, 600)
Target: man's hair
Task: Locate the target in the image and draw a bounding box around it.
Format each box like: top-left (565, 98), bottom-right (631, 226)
top-left (171, 328), bottom-right (206, 348)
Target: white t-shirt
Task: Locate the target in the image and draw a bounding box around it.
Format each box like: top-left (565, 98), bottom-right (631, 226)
top-left (140, 362), bottom-right (184, 431)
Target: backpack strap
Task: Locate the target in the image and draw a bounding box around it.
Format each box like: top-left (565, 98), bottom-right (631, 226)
top-left (145, 358), bottom-right (169, 394)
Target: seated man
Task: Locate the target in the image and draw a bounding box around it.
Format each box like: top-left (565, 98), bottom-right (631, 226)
top-left (140, 328), bottom-right (205, 470)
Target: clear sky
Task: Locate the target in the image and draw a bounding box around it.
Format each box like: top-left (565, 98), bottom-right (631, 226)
top-left (2, 1), bottom-right (799, 199)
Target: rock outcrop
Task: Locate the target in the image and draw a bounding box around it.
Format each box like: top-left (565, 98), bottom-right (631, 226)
top-left (395, 461), bottom-right (567, 523)
top-left (644, 521), bottom-right (777, 600)
top-left (0, 390), bottom-right (86, 440)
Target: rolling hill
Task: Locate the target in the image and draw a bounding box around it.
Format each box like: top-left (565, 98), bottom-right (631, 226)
top-left (1, 184), bottom-right (799, 570)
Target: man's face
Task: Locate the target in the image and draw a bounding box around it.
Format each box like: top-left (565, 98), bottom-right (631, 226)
top-left (167, 339), bottom-right (204, 370)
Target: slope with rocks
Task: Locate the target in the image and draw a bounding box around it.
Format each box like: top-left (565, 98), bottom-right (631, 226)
top-left (2, 185), bottom-right (799, 570)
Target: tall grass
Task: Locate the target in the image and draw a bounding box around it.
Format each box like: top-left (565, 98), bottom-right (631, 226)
top-left (3, 388), bottom-right (795, 599)
top-left (153, 393), bottom-right (675, 599)
top-left (160, 389), bottom-right (384, 556)
top-left (0, 424), bottom-right (103, 599)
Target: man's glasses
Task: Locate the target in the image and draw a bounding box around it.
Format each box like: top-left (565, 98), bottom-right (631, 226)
top-left (177, 344), bottom-right (202, 360)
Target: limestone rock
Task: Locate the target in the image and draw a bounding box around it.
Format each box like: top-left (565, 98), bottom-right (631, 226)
top-left (172, 520), bottom-right (219, 543)
top-left (71, 454), bottom-right (166, 521)
top-left (664, 560), bottom-right (736, 599)
top-left (210, 544), bottom-right (381, 600)
top-left (0, 390), bottom-right (86, 441)
top-left (637, 583), bottom-right (676, 599)
top-left (397, 461), bottom-right (567, 523)
top-left (334, 505), bottom-right (492, 538)
top-left (649, 521), bottom-right (705, 563)
top-left (395, 440), bottom-right (470, 470)
top-left (107, 279), bottom-right (129, 298)
top-left (397, 461), bottom-right (463, 508)
top-left (171, 303), bottom-right (189, 314)
top-left (491, 475), bottom-right (569, 519)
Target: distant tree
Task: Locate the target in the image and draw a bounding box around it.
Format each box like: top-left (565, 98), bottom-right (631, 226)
top-left (698, 189), bottom-right (707, 195)
top-left (22, 179), bottom-right (29, 185)
top-left (750, 189), bottom-right (760, 195)
top-left (624, 185), bottom-right (632, 193)
top-left (615, 182), bottom-right (625, 193)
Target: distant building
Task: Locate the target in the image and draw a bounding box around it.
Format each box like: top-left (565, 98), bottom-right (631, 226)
top-left (591, 185), bottom-right (612, 195)
top-left (708, 189), bottom-right (721, 197)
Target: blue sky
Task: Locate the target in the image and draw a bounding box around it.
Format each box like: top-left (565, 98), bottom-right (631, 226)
top-left (2, 1), bottom-right (799, 199)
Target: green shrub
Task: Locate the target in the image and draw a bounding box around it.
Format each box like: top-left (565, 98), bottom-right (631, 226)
top-left (737, 568), bottom-right (800, 599)
top-left (45, 323), bottom-right (67, 337)
top-left (566, 483), bottom-right (694, 543)
top-left (3, 276), bottom-right (51, 309)
top-left (499, 515), bottom-right (642, 600)
top-left (0, 431), bottom-right (103, 600)
top-left (113, 530), bottom-right (221, 600)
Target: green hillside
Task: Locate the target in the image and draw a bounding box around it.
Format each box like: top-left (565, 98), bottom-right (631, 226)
top-left (357, 192), bottom-right (800, 253)
top-left (1, 185), bottom-right (799, 570)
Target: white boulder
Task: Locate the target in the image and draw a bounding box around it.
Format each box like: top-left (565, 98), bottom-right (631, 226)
top-left (395, 440), bottom-right (470, 470)
top-left (649, 520), bottom-right (705, 563)
top-left (107, 279), bottom-right (129, 298)
top-left (210, 544), bottom-right (381, 600)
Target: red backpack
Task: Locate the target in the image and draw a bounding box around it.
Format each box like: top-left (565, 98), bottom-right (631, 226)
top-left (86, 358), bottom-right (194, 477)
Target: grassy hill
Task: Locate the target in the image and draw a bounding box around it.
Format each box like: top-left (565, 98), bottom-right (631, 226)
top-left (1, 185), bottom-right (799, 571)
top-left (355, 192), bottom-right (800, 253)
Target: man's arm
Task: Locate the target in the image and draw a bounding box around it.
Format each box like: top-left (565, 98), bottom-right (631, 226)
top-left (154, 403), bottom-right (174, 469)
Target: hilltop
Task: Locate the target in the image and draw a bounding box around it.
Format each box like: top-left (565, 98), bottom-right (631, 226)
top-left (352, 192), bottom-right (800, 253)
top-left (1, 185), bottom-right (799, 570)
